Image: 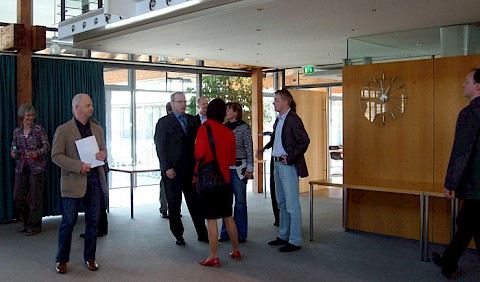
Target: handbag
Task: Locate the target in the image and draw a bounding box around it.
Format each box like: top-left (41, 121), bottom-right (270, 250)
top-left (196, 124), bottom-right (227, 193)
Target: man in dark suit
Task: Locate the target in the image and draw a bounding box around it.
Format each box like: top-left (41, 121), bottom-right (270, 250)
top-left (154, 92), bottom-right (208, 245)
top-left (433, 69), bottom-right (480, 278)
top-left (194, 96), bottom-right (208, 128)
top-left (259, 89), bottom-right (310, 252)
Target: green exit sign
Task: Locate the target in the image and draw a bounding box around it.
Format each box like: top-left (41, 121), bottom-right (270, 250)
top-left (303, 65), bottom-right (315, 74)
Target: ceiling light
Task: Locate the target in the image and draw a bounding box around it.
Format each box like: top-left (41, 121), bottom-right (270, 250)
top-left (49, 37), bottom-right (61, 55)
top-left (158, 56), bottom-right (168, 63)
top-left (49, 43), bottom-right (61, 55)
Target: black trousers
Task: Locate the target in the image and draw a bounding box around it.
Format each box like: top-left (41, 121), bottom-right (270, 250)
top-left (443, 199), bottom-right (480, 267)
top-left (98, 195), bottom-right (108, 235)
top-left (13, 169), bottom-right (45, 232)
top-left (164, 176), bottom-right (208, 240)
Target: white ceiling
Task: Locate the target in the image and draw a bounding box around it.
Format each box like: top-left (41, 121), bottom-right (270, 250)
top-left (69, 0), bottom-right (480, 69)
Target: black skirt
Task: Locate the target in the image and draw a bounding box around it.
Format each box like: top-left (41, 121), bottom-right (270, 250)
top-left (197, 183), bottom-right (232, 219)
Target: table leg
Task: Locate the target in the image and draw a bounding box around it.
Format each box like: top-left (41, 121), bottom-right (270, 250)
top-left (343, 188), bottom-right (348, 232)
top-left (421, 194), bottom-right (427, 261)
top-left (130, 173), bottom-right (134, 219)
top-left (310, 183), bottom-right (313, 241)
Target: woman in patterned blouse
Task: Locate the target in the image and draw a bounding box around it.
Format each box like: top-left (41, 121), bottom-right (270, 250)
top-left (218, 102), bottom-right (254, 243)
top-left (10, 104), bottom-right (50, 236)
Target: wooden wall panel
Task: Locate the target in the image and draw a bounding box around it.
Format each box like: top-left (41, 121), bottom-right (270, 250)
top-left (430, 56), bottom-right (480, 245)
top-left (290, 90), bottom-right (328, 193)
top-left (347, 191), bottom-right (420, 239)
top-left (343, 59), bottom-right (435, 186)
top-left (341, 55), bottom-right (480, 243)
top-left (428, 197), bottom-right (451, 244)
top-left (433, 55), bottom-right (480, 189)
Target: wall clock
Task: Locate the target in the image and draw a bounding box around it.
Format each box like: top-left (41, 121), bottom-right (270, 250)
top-left (360, 71), bottom-right (407, 126)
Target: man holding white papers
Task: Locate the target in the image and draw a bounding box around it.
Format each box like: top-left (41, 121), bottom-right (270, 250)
top-left (52, 93), bottom-right (108, 274)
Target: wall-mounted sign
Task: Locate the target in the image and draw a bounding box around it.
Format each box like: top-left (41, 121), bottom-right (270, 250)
top-left (303, 65), bottom-right (315, 74)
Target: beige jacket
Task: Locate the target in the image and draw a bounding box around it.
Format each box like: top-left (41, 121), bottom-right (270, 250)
top-left (51, 118), bottom-right (108, 198)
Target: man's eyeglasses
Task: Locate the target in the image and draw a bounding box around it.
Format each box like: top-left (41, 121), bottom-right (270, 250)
top-left (174, 100), bottom-right (187, 104)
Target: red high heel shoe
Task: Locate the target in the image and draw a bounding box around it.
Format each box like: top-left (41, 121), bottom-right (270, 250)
top-left (229, 251), bottom-right (242, 260)
top-left (199, 257), bottom-right (220, 267)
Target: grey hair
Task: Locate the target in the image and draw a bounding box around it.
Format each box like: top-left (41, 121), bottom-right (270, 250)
top-left (72, 93), bottom-right (87, 109)
top-left (18, 104), bottom-right (36, 119)
top-left (170, 92), bottom-right (184, 102)
top-left (197, 96), bottom-right (208, 105)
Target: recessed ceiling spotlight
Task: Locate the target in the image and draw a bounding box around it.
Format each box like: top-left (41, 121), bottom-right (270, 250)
top-left (176, 43), bottom-right (180, 46)
top-left (257, 42), bottom-right (261, 45)
top-left (185, 53), bottom-right (190, 56)
top-left (257, 53), bottom-right (260, 55)
top-left (256, 28), bottom-right (262, 32)
top-left (327, 53), bottom-right (331, 56)
top-left (257, 8), bottom-right (264, 11)
top-left (219, 48), bottom-right (223, 51)
top-left (371, 9), bottom-right (379, 12)
top-left (351, 28), bottom-right (358, 32)
top-left (416, 43), bottom-right (423, 46)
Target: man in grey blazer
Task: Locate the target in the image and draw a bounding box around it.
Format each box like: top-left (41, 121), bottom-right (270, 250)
top-left (259, 89), bottom-right (310, 253)
top-left (52, 94), bottom-right (108, 274)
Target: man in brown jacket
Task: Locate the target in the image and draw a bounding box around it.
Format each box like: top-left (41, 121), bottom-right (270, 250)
top-left (52, 93), bottom-right (108, 274)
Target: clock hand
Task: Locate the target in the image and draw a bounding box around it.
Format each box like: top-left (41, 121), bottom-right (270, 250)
top-left (380, 79), bottom-right (384, 97)
top-left (384, 85), bottom-right (391, 96)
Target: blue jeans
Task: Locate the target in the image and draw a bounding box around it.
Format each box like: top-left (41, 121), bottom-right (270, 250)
top-left (56, 177), bottom-right (101, 263)
top-left (274, 161), bottom-right (302, 246)
top-left (220, 169), bottom-right (248, 240)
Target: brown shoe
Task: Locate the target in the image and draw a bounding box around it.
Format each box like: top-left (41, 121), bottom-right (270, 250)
top-left (85, 260), bottom-right (99, 271)
top-left (56, 262), bottom-right (67, 274)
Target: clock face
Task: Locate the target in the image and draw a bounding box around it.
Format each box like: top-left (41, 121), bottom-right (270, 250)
top-left (360, 71), bottom-right (407, 126)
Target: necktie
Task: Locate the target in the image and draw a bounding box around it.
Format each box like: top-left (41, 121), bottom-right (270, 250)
top-left (179, 115), bottom-right (188, 134)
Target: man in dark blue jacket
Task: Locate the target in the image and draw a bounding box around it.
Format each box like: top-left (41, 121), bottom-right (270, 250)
top-left (154, 92), bottom-right (208, 245)
top-left (433, 69), bottom-right (480, 278)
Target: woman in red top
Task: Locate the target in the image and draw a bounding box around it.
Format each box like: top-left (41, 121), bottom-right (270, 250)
top-left (195, 98), bottom-right (240, 267)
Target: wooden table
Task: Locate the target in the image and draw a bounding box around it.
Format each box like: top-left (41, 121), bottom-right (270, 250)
top-left (110, 166), bottom-right (161, 219)
top-left (309, 177), bottom-right (429, 261)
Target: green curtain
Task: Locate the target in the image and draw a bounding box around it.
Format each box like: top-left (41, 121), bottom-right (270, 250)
top-left (0, 55), bottom-right (17, 223)
top-left (32, 57), bottom-right (105, 216)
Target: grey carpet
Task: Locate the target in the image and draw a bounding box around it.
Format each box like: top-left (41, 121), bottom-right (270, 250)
top-left (1, 192), bottom-right (479, 281)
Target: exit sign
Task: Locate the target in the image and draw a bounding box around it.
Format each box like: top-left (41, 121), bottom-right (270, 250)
top-left (303, 65), bottom-right (315, 74)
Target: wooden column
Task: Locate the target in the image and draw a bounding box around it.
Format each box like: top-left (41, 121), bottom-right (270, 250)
top-left (251, 68), bottom-right (264, 193)
top-left (17, 0), bottom-right (33, 106)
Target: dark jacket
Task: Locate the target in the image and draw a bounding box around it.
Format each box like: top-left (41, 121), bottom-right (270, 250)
top-left (265, 110), bottom-right (310, 178)
top-left (154, 113), bottom-right (197, 179)
top-left (194, 114), bottom-right (202, 129)
top-left (445, 96), bottom-right (480, 199)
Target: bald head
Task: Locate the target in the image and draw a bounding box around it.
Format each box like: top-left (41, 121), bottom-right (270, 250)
top-left (72, 93), bottom-right (94, 124)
